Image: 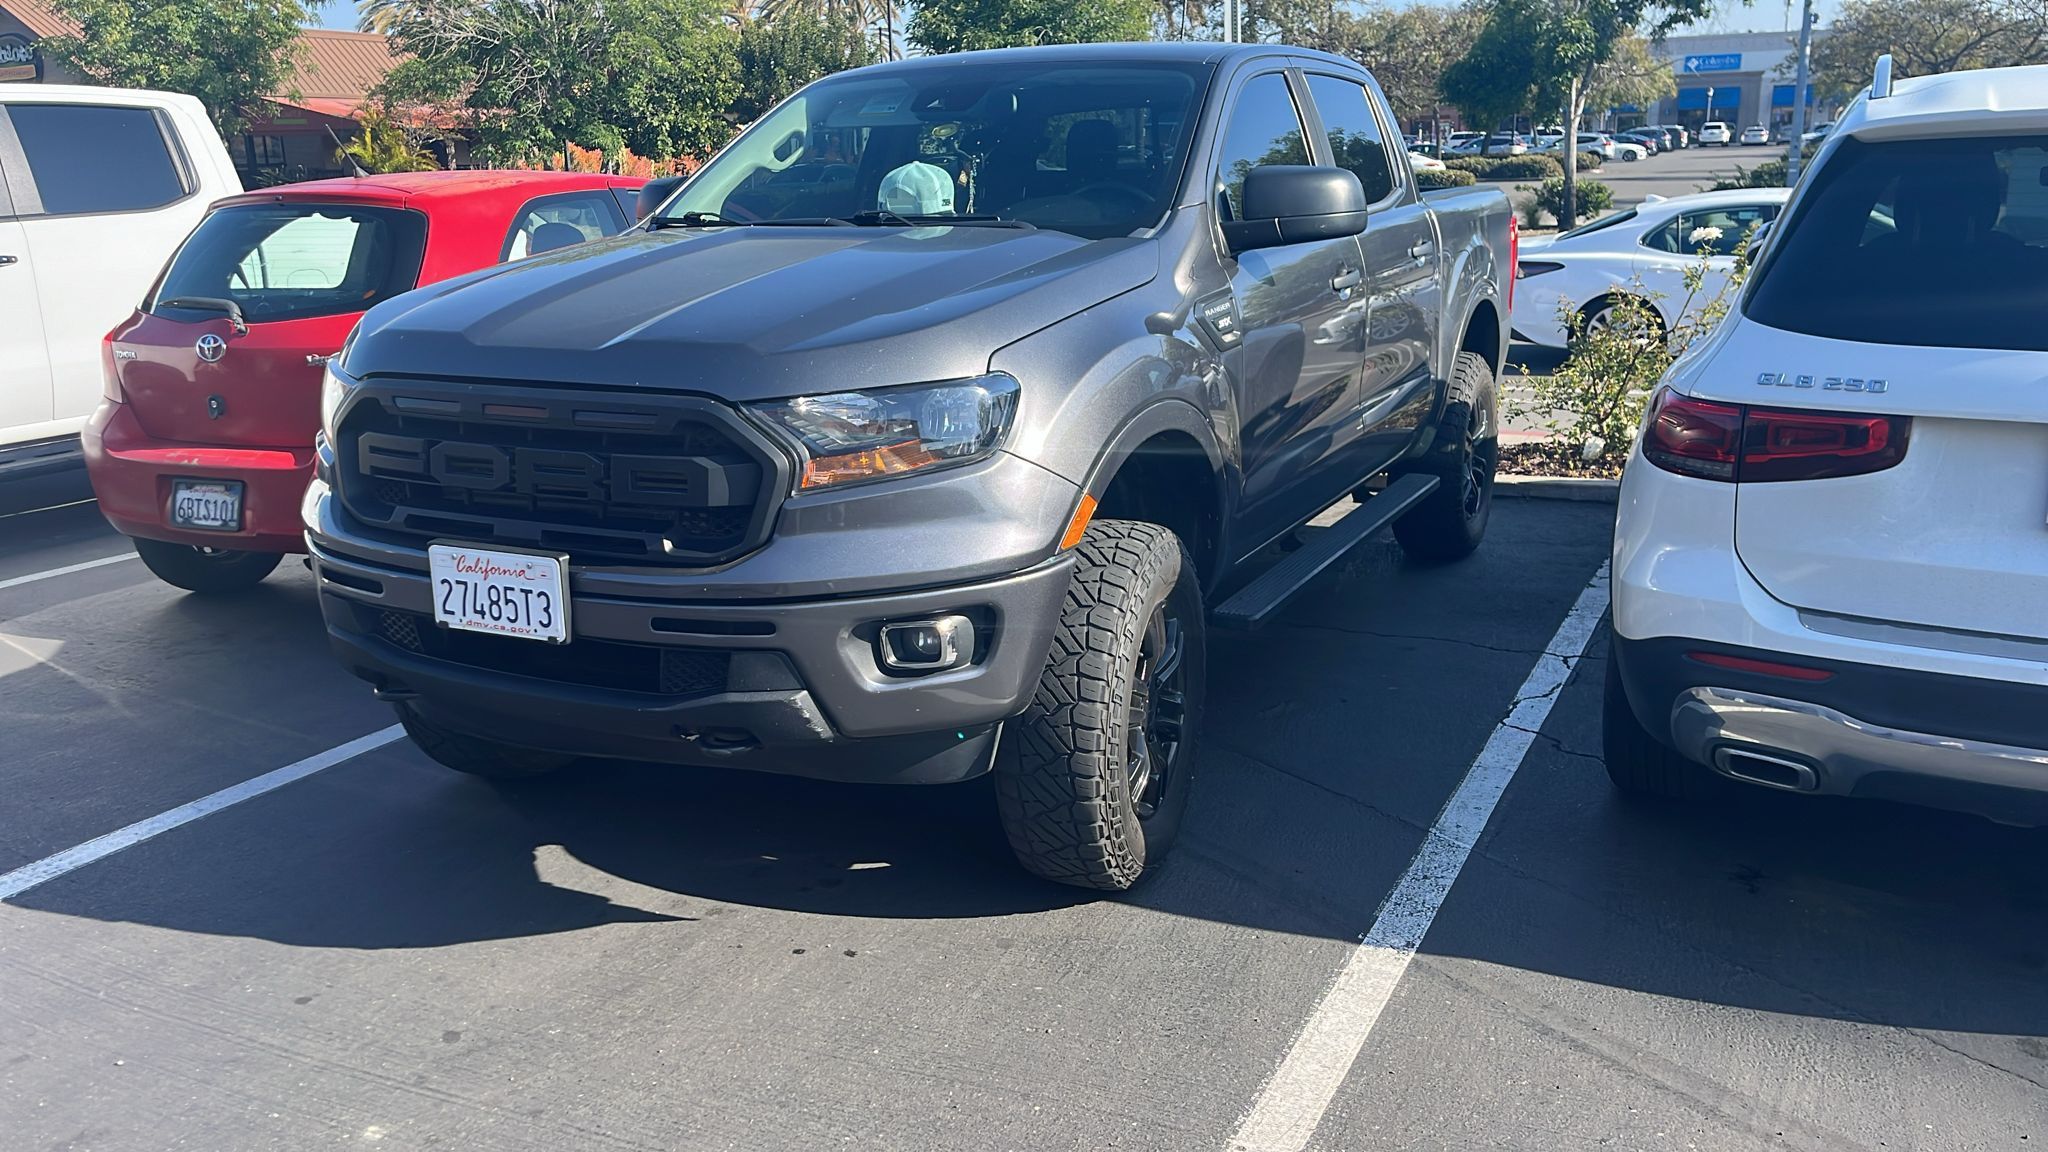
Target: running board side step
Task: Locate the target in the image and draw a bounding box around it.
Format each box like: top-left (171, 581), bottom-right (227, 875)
top-left (1210, 472), bottom-right (1439, 631)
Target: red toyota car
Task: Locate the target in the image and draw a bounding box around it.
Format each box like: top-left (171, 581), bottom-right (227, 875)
top-left (84, 170), bottom-right (648, 593)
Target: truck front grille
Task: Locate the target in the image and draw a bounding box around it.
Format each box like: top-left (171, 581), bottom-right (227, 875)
top-left (334, 383), bottom-right (786, 567)
top-left (375, 608), bottom-right (731, 697)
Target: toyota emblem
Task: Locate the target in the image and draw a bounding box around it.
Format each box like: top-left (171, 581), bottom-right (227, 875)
top-left (195, 334), bottom-right (227, 363)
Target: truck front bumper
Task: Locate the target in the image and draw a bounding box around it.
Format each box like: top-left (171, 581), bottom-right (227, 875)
top-left (307, 485), bottom-right (1074, 784)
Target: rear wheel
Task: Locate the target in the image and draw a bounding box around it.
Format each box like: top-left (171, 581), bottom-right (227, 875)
top-left (1601, 650), bottom-right (1715, 802)
top-left (995, 520), bottom-right (1204, 891)
top-left (1392, 351), bottom-right (1496, 563)
top-left (133, 537), bottom-right (282, 595)
top-left (400, 706), bottom-right (576, 780)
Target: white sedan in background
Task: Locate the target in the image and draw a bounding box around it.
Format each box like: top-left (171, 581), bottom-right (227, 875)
top-left (1408, 151), bottom-right (1446, 172)
top-left (1740, 124), bottom-right (1772, 145)
top-left (1511, 187), bottom-right (1792, 349)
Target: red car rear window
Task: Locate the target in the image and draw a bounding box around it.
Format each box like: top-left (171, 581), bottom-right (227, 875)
top-left (151, 202), bottom-right (428, 325)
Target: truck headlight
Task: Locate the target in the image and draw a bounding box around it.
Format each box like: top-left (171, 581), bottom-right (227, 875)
top-left (319, 361), bottom-right (355, 443)
top-left (748, 374), bottom-right (1020, 491)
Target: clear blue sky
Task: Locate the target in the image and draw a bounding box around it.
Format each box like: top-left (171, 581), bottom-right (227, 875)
top-left (310, 0), bottom-right (1831, 36)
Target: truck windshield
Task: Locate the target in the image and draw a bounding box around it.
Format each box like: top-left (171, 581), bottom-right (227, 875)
top-left (1746, 135), bottom-right (2048, 350)
top-left (660, 60), bottom-right (1211, 240)
top-left (151, 203), bottom-right (429, 325)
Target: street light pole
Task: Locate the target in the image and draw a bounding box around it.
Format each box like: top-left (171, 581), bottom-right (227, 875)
top-left (1787, 0), bottom-right (1815, 185)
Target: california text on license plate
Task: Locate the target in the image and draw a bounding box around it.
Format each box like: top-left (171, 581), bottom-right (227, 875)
top-left (169, 478), bottom-right (242, 531)
top-left (427, 544), bottom-right (570, 643)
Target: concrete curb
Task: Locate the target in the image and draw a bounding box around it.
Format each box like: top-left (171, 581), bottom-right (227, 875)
top-left (1494, 474), bottom-right (1620, 503)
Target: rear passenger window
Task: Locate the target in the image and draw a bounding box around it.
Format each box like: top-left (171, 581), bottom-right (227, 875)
top-left (1305, 75), bottom-right (1396, 203)
top-left (504, 192), bottom-right (627, 260)
top-left (1216, 73), bottom-right (1310, 220)
top-left (8, 104), bottom-right (188, 215)
top-left (1642, 204), bottom-right (1776, 255)
top-left (1747, 135), bottom-right (2048, 350)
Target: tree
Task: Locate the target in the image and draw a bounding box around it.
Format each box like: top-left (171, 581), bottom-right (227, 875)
top-left (1811, 0), bottom-right (2047, 95)
top-left (1447, 0), bottom-right (1713, 228)
top-left (376, 0), bottom-right (740, 168)
top-left (907, 0), bottom-right (1151, 54)
top-left (338, 107), bottom-right (442, 172)
top-left (1344, 2), bottom-right (1487, 132)
top-left (734, 9), bottom-right (881, 122)
top-left (40, 0), bottom-right (311, 133)
top-left (1586, 33), bottom-right (1675, 125)
top-left (1439, 11), bottom-right (1537, 145)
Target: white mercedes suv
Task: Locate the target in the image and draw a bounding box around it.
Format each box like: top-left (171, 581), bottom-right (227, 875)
top-left (1607, 57), bottom-right (2048, 825)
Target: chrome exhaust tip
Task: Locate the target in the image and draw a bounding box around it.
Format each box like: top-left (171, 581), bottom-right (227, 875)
top-left (1712, 746), bottom-right (1820, 793)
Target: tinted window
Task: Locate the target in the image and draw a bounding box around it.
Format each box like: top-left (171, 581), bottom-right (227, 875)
top-left (152, 203), bottom-right (428, 324)
top-left (10, 104), bottom-right (187, 215)
top-left (1642, 203), bottom-right (1776, 256)
top-left (1748, 136), bottom-right (2048, 350)
top-left (505, 191), bottom-right (627, 259)
top-left (1305, 74), bottom-right (1395, 203)
top-left (663, 60), bottom-right (1209, 241)
top-left (1217, 73), bottom-right (1309, 220)
top-left (1557, 208), bottom-right (1638, 240)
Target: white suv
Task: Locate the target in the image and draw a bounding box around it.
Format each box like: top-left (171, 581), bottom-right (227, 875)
top-left (1697, 120), bottom-right (1732, 145)
top-left (1608, 58), bottom-right (2048, 826)
top-left (0, 86), bottom-right (240, 476)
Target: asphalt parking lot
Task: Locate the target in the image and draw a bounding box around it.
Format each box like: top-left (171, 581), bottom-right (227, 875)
top-left (3, 471), bottom-right (2045, 1150)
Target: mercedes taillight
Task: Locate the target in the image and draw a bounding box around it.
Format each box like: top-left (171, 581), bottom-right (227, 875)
top-left (1641, 388), bottom-right (1911, 483)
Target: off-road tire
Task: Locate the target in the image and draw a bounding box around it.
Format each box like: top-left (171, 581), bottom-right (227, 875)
top-left (400, 706), bottom-right (576, 780)
top-left (133, 537), bottom-right (282, 594)
top-left (1392, 350), bottom-right (1496, 563)
top-left (1601, 649), bottom-right (1716, 802)
top-left (996, 520), bottom-right (1205, 891)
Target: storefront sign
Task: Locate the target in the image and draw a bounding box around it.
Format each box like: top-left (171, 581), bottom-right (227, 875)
top-left (0, 34), bottom-right (41, 83)
top-left (1682, 53), bottom-right (1743, 73)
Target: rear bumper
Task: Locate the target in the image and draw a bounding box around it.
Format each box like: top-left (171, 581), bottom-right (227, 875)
top-left (1614, 636), bottom-right (2048, 825)
top-left (82, 400), bottom-right (311, 554)
top-left (308, 488), bottom-right (1075, 783)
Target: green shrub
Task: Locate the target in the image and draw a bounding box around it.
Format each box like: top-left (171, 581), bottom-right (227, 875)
top-left (1709, 159), bottom-right (1787, 190)
top-left (1532, 175), bottom-right (1613, 223)
top-left (1577, 151), bottom-right (1604, 173)
top-left (1415, 168), bottom-right (1477, 189)
top-left (1445, 154), bottom-right (1562, 181)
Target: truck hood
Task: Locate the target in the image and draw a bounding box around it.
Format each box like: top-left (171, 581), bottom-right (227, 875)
top-left (344, 224), bottom-right (1159, 399)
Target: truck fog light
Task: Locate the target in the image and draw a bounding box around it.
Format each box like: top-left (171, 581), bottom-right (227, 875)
top-left (878, 616), bottom-right (974, 673)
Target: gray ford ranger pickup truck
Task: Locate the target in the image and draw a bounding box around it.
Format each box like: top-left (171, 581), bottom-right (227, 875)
top-left (309, 43), bottom-right (1515, 890)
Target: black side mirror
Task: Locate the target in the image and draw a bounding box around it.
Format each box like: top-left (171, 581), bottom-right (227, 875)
top-left (635, 174), bottom-right (688, 222)
top-left (1740, 220), bottom-right (1773, 265)
top-left (1223, 166), bottom-right (1368, 255)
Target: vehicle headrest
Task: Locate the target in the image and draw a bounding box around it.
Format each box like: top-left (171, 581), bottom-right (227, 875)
top-left (527, 221), bottom-right (586, 256)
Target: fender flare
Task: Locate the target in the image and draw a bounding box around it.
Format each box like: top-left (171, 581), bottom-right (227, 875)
top-left (1076, 398), bottom-right (1227, 502)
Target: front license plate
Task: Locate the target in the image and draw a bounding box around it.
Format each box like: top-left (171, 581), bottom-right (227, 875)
top-left (169, 479), bottom-right (243, 531)
top-left (427, 544), bottom-right (569, 643)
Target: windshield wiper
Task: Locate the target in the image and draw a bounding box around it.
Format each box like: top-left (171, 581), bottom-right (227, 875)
top-left (838, 211), bottom-right (1035, 230)
top-left (651, 211), bottom-right (856, 230)
top-left (158, 296), bottom-right (248, 335)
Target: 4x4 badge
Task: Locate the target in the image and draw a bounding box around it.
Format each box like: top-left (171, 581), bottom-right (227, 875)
top-left (1757, 372), bottom-right (1888, 394)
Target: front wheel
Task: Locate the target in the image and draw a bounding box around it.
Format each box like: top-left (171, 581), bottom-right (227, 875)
top-left (133, 537), bottom-right (282, 594)
top-left (996, 520), bottom-right (1205, 891)
top-left (1392, 351), bottom-right (1496, 564)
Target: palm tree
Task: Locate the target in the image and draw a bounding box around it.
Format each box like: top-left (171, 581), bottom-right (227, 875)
top-left (356, 0), bottom-right (410, 34)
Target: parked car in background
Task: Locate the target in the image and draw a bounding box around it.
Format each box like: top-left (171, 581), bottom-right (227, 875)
top-left (1698, 120), bottom-right (1733, 145)
top-left (1450, 133), bottom-right (1528, 156)
top-left (1636, 126), bottom-right (1677, 151)
top-left (1409, 150), bottom-right (1446, 172)
top-left (1608, 59), bottom-right (2048, 828)
top-left (1447, 131), bottom-right (1483, 150)
top-left (0, 85), bottom-right (242, 480)
top-left (1616, 128), bottom-right (1662, 155)
top-left (84, 171), bottom-right (646, 593)
top-left (1512, 187), bottom-right (1790, 349)
top-left (1536, 131), bottom-right (1618, 160)
top-left (1658, 124), bottom-right (1691, 148)
top-left (1608, 137), bottom-right (1648, 162)
top-left (1740, 124), bottom-right (1771, 145)
top-left (1801, 119), bottom-right (1836, 144)
top-left (305, 44), bottom-right (1517, 890)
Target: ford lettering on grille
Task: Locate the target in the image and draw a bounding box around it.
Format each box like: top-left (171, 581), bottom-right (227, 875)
top-left (356, 432), bottom-right (757, 507)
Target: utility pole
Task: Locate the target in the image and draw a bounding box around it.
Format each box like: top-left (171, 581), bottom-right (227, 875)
top-left (1786, 0), bottom-right (1815, 185)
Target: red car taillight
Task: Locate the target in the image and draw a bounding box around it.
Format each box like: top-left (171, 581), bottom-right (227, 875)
top-left (1642, 388), bottom-right (1911, 483)
top-left (100, 336), bottom-right (125, 403)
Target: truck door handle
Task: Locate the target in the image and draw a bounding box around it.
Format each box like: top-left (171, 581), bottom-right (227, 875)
top-left (0, 255), bottom-right (16, 267)
top-left (1407, 240), bottom-right (1436, 264)
top-left (1331, 268), bottom-right (1361, 293)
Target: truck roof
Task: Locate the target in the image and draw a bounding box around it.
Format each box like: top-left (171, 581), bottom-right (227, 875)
top-left (1846, 64), bottom-right (2048, 141)
top-left (831, 40), bottom-right (1353, 77)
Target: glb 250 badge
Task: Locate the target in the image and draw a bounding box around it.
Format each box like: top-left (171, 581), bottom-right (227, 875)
top-left (1757, 372), bottom-right (1888, 394)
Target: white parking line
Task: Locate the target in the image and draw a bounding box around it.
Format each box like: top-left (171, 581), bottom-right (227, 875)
top-left (1227, 563), bottom-right (1611, 1152)
top-left (0, 552), bottom-right (136, 592)
top-left (0, 724), bottom-right (405, 902)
